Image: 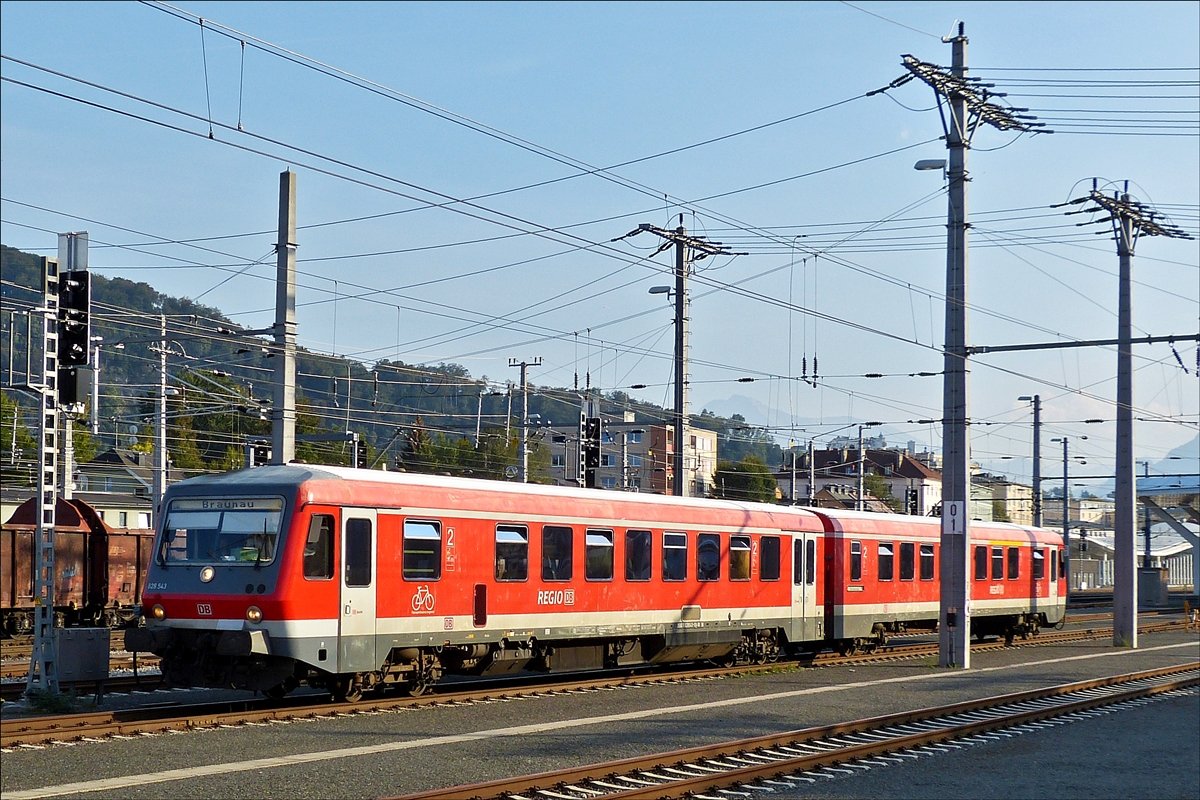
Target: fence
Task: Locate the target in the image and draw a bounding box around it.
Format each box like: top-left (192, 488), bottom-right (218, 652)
top-left (1073, 553), bottom-right (1193, 590)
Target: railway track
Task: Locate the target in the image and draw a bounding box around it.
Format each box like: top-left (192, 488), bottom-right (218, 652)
top-left (0, 610), bottom-right (1170, 697)
top-left (1, 618), bottom-right (1191, 749)
top-left (1, 653), bottom-right (158, 681)
top-left (396, 663), bottom-right (1200, 800)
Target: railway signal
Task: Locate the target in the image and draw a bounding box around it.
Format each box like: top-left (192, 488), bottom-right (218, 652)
top-left (583, 416), bottom-right (602, 489)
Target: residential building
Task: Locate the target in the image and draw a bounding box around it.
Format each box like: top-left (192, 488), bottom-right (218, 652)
top-left (775, 447), bottom-right (942, 515)
top-left (543, 420), bottom-right (716, 496)
top-left (973, 473), bottom-right (1035, 526)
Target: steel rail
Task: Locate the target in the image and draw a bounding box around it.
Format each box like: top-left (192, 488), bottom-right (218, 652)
top-left (1, 619), bottom-right (1190, 748)
top-left (395, 663), bottom-right (1200, 800)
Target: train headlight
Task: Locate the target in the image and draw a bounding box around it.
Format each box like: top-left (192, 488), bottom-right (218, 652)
top-left (246, 605), bottom-right (263, 624)
top-left (151, 604), bottom-right (166, 620)
top-left (199, 566), bottom-right (215, 583)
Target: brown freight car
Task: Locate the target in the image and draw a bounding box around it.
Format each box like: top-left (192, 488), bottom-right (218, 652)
top-left (1, 498), bottom-right (153, 635)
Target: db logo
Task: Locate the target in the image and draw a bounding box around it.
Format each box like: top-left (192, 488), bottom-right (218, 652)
top-left (411, 585), bottom-right (435, 614)
top-left (196, 603), bottom-right (213, 616)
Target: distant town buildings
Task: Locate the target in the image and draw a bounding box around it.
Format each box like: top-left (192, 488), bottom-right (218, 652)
top-left (542, 418), bottom-right (717, 497)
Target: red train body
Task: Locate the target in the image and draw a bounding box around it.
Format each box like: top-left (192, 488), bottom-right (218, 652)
top-left (1, 498), bottom-right (153, 634)
top-left (126, 465), bottom-right (1065, 699)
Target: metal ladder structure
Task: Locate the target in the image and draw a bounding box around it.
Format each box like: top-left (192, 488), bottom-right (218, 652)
top-left (26, 255), bottom-right (61, 694)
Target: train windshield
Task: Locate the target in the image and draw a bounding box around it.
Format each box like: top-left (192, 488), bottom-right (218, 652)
top-left (159, 497), bottom-right (285, 566)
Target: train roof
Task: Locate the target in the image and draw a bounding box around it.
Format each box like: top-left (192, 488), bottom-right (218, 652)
top-left (813, 506), bottom-right (1063, 543)
top-left (165, 463), bottom-right (825, 531)
top-left (165, 464), bottom-right (1062, 543)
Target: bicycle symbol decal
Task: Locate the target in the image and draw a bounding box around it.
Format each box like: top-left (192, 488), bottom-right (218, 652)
top-left (411, 585), bottom-right (436, 614)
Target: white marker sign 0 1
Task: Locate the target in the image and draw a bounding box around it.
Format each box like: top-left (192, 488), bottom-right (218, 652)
top-left (942, 500), bottom-right (966, 535)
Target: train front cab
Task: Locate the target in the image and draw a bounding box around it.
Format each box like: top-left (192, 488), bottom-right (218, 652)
top-left (127, 484), bottom-right (314, 694)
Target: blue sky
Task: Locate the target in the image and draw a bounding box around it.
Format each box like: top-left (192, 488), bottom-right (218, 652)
top-left (2, 1), bottom-right (1197, 487)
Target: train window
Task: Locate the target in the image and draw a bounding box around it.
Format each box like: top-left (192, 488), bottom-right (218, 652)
top-left (794, 539), bottom-right (804, 585)
top-left (805, 538), bottom-right (816, 586)
top-left (849, 541), bottom-right (863, 582)
top-left (625, 530), bottom-right (652, 581)
top-left (760, 536), bottom-right (781, 581)
top-left (585, 529), bottom-right (614, 581)
top-left (344, 518), bottom-right (372, 587)
top-left (697, 533), bottom-right (721, 581)
top-left (1033, 548), bottom-right (1046, 580)
top-left (1050, 549), bottom-right (1057, 582)
top-left (992, 547), bottom-right (1004, 580)
top-left (899, 542), bottom-right (915, 581)
top-left (495, 525), bottom-right (529, 582)
top-left (974, 545), bottom-right (988, 581)
top-left (1007, 547), bottom-right (1020, 580)
top-left (160, 498), bottom-right (283, 565)
top-left (403, 520), bottom-right (442, 581)
top-left (542, 526), bottom-right (573, 581)
top-left (1058, 548), bottom-right (1065, 579)
top-left (303, 515), bottom-right (335, 580)
top-left (663, 532), bottom-right (688, 581)
top-left (730, 535), bottom-right (752, 581)
top-left (878, 542), bottom-right (894, 581)
top-left (919, 544), bottom-right (935, 581)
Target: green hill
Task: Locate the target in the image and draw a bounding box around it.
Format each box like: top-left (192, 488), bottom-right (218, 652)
top-left (2, 244), bottom-right (780, 486)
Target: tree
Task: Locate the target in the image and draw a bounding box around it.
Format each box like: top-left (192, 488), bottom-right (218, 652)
top-left (715, 455), bottom-right (778, 503)
top-left (991, 500), bottom-right (1011, 523)
top-left (864, 474), bottom-right (904, 512)
top-left (1, 390), bottom-right (38, 486)
top-left (69, 419), bottom-right (99, 466)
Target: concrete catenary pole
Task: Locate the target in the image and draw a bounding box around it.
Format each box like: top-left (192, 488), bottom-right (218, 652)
top-left (673, 221), bottom-right (688, 497)
top-left (509, 358), bottom-right (541, 483)
top-left (272, 170), bottom-right (298, 465)
top-left (1032, 395), bottom-right (1042, 527)
top-left (857, 425), bottom-right (866, 511)
top-left (808, 439), bottom-right (816, 505)
top-left (1062, 437), bottom-right (1070, 595)
top-left (938, 23), bottom-right (972, 669)
top-left (1113, 195), bottom-right (1137, 647)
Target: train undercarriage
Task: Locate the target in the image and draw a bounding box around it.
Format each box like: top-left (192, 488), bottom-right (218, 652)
top-left (132, 626), bottom-right (792, 701)
top-left (134, 613), bottom-right (1050, 702)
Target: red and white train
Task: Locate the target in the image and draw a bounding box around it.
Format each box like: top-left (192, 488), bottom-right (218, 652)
top-left (126, 464), bottom-right (1065, 700)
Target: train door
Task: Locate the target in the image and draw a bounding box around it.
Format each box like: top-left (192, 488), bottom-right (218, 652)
top-left (789, 531), bottom-right (821, 643)
top-left (339, 508), bottom-right (378, 673)
top-left (1047, 546), bottom-right (1059, 606)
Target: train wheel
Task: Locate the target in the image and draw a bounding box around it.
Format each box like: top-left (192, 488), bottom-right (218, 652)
top-left (265, 676), bottom-right (298, 700)
top-left (330, 674), bottom-right (363, 703)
